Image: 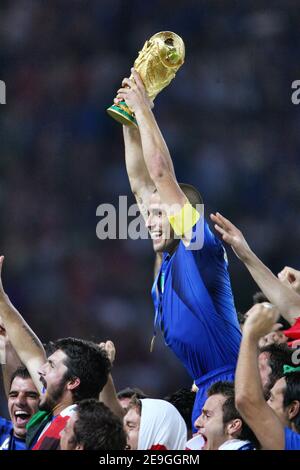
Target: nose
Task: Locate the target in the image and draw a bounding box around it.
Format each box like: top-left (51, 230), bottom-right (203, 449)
top-left (15, 393), bottom-right (27, 407)
top-left (145, 213), bottom-right (153, 229)
top-left (194, 413), bottom-right (203, 430)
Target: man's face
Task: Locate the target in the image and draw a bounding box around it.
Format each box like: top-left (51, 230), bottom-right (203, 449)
top-left (123, 406), bottom-right (140, 450)
top-left (145, 192), bottom-right (178, 253)
top-left (267, 377), bottom-right (289, 427)
top-left (194, 394), bottom-right (227, 450)
top-left (60, 412), bottom-right (78, 450)
top-left (8, 376), bottom-right (40, 439)
top-left (38, 349), bottom-right (70, 412)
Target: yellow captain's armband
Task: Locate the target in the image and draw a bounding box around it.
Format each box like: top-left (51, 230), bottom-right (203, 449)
top-left (168, 203), bottom-right (200, 237)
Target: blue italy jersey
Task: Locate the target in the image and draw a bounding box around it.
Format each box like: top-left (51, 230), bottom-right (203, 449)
top-left (152, 218), bottom-right (241, 379)
top-left (151, 218), bottom-right (241, 428)
top-left (285, 427), bottom-right (300, 450)
top-left (0, 416), bottom-right (27, 450)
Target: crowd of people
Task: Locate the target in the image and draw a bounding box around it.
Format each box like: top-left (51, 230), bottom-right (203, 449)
top-left (0, 0), bottom-right (300, 452)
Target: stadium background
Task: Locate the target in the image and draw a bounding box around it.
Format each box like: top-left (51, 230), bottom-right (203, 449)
top-left (0, 0), bottom-right (300, 416)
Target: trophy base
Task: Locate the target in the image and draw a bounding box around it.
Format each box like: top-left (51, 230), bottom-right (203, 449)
top-left (107, 101), bottom-right (138, 128)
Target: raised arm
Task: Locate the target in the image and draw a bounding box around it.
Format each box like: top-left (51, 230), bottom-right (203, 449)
top-left (122, 126), bottom-right (155, 221)
top-left (210, 212), bottom-right (300, 325)
top-left (235, 303), bottom-right (285, 450)
top-left (117, 70), bottom-right (187, 215)
top-left (116, 77), bottom-right (156, 222)
top-left (0, 256), bottom-right (45, 394)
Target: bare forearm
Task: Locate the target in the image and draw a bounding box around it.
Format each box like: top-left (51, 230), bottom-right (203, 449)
top-left (123, 126), bottom-right (153, 192)
top-left (134, 107), bottom-right (175, 181)
top-left (0, 297), bottom-right (45, 366)
top-left (235, 333), bottom-right (264, 409)
top-left (243, 250), bottom-right (300, 324)
top-left (99, 373), bottom-right (125, 420)
top-left (236, 331), bottom-right (285, 450)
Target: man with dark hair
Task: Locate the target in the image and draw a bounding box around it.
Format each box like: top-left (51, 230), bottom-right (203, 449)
top-left (0, 367), bottom-right (40, 450)
top-left (266, 371), bottom-right (300, 436)
top-left (192, 381), bottom-right (258, 450)
top-left (39, 338), bottom-right (110, 409)
top-left (117, 387), bottom-right (148, 410)
top-left (258, 343), bottom-right (293, 398)
top-left (27, 338), bottom-right (111, 450)
top-left (235, 302), bottom-right (300, 450)
top-left (0, 256), bottom-right (112, 450)
top-left (164, 388), bottom-right (196, 439)
top-left (117, 69), bottom-right (241, 430)
top-left (59, 399), bottom-right (127, 450)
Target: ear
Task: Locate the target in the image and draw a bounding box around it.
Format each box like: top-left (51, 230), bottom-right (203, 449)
top-left (288, 400), bottom-right (300, 421)
top-left (226, 419), bottom-right (242, 437)
top-left (66, 377), bottom-right (80, 392)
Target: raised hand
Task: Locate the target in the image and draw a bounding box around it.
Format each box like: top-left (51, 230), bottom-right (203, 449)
top-left (210, 212), bottom-right (251, 262)
top-left (114, 69), bottom-right (154, 113)
top-left (99, 340), bottom-right (116, 365)
top-left (243, 302), bottom-right (280, 342)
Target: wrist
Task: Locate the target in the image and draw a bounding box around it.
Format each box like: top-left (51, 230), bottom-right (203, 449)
top-left (239, 245), bottom-right (253, 264)
top-left (134, 104), bottom-right (152, 122)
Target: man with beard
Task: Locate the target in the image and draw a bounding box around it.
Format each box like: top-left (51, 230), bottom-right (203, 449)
top-left (0, 367), bottom-right (40, 450)
top-left (27, 338), bottom-right (111, 450)
top-left (0, 256), bottom-right (111, 449)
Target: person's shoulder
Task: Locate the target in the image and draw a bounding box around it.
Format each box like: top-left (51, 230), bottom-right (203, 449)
top-left (0, 416), bottom-right (12, 432)
top-left (284, 427), bottom-right (300, 450)
top-left (181, 217), bottom-right (222, 255)
top-left (0, 416), bottom-right (13, 448)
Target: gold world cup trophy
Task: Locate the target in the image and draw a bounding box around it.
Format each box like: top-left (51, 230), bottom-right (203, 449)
top-left (107, 31), bottom-right (185, 127)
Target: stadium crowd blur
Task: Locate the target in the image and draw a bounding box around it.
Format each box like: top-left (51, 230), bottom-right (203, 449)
top-left (0, 0), bottom-right (300, 418)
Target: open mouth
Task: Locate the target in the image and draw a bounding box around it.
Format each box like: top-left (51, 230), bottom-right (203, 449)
top-left (151, 232), bottom-right (164, 245)
top-left (14, 410), bottom-right (31, 426)
top-left (200, 433), bottom-right (208, 449)
top-left (151, 231), bottom-right (162, 240)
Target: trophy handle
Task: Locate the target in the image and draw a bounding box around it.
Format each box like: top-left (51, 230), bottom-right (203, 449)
top-left (107, 101), bottom-right (138, 127)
